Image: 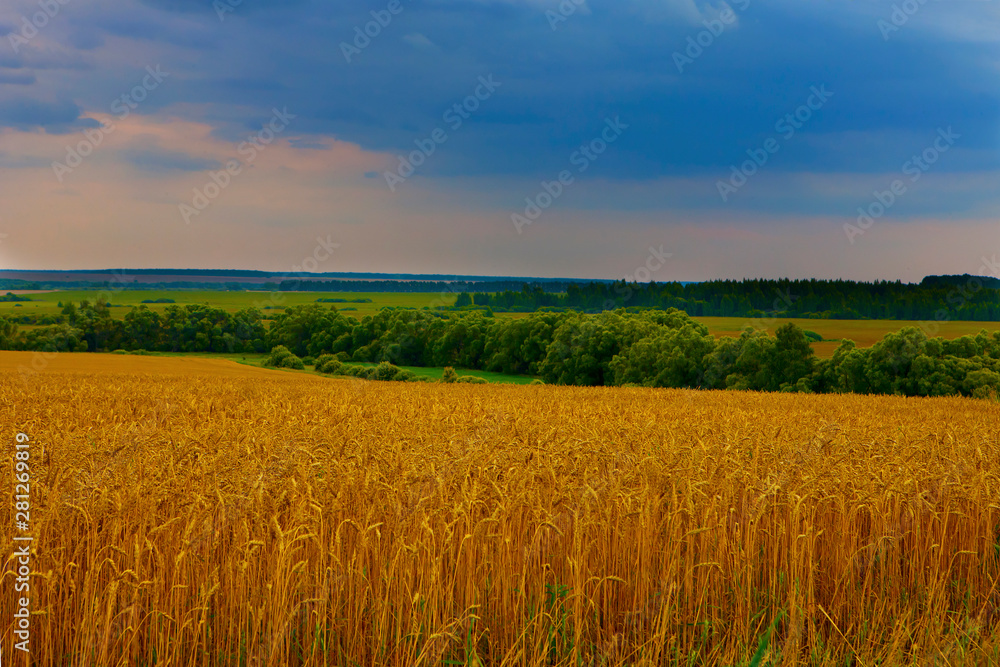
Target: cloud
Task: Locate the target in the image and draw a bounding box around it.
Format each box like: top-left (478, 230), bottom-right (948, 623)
top-left (0, 0), bottom-right (997, 279)
top-left (402, 33), bottom-right (437, 49)
top-left (0, 98), bottom-right (100, 133)
top-left (119, 145), bottom-right (222, 173)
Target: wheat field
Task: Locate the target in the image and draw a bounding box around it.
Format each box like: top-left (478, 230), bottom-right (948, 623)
top-left (2, 353), bottom-right (999, 666)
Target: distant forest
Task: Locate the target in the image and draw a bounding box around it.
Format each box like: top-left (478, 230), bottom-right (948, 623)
top-left (454, 275), bottom-right (1000, 321)
top-left (0, 278), bottom-right (584, 294)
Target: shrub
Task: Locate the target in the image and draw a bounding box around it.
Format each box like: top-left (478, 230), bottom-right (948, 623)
top-left (315, 355), bottom-right (343, 375)
top-left (280, 355), bottom-right (305, 370)
top-left (264, 345), bottom-right (304, 370)
top-left (441, 367), bottom-right (458, 383)
top-left (529, 379), bottom-right (545, 386)
top-left (263, 345), bottom-right (292, 367)
top-left (455, 375), bottom-right (487, 384)
top-left (370, 361), bottom-right (403, 382)
top-left (302, 356), bottom-right (316, 367)
top-left (802, 330), bottom-right (823, 343)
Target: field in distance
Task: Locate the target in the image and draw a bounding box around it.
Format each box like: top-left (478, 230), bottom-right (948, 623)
top-left (695, 316), bottom-right (1000, 357)
top-left (0, 289), bottom-right (456, 321)
top-left (3, 356), bottom-right (998, 665)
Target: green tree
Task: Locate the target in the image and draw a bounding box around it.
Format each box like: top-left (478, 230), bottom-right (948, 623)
top-left (770, 323), bottom-right (816, 391)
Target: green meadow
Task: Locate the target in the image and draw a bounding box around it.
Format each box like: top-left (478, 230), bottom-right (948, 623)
top-left (0, 289), bottom-right (458, 321)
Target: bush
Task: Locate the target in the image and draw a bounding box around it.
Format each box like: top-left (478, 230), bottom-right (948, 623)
top-left (112, 349), bottom-right (128, 354)
top-left (529, 379), bottom-right (545, 386)
top-left (264, 345), bottom-right (305, 370)
top-left (281, 355), bottom-right (305, 370)
top-left (456, 375), bottom-right (487, 384)
top-left (315, 354), bottom-right (343, 375)
top-left (263, 345), bottom-right (292, 367)
top-left (302, 356), bottom-right (316, 367)
top-left (343, 365), bottom-right (367, 378)
top-left (370, 361), bottom-right (403, 382)
top-left (802, 330), bottom-right (823, 343)
top-left (441, 367), bottom-right (458, 383)
top-left (336, 351), bottom-right (351, 362)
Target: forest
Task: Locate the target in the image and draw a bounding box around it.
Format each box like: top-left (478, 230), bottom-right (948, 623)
top-left (456, 275), bottom-right (1000, 320)
top-left (5, 300), bottom-right (1000, 398)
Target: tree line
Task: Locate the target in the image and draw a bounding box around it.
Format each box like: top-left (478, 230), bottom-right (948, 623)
top-left (3, 300), bottom-right (1000, 398)
top-left (456, 275), bottom-right (1000, 320)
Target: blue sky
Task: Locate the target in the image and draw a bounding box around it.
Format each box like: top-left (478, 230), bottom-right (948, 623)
top-left (0, 0), bottom-right (997, 281)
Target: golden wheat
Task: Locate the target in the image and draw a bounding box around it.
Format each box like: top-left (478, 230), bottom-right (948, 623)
top-left (1, 353), bottom-right (999, 666)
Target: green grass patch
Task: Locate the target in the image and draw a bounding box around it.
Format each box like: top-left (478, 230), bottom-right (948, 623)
top-left (339, 362), bottom-right (536, 385)
top-left (147, 351), bottom-right (535, 384)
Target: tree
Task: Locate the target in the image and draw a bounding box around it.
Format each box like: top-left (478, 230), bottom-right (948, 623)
top-left (770, 323), bottom-right (816, 391)
top-left (123, 306), bottom-right (162, 351)
top-left (0, 316), bottom-right (16, 349)
top-left (609, 323), bottom-right (715, 388)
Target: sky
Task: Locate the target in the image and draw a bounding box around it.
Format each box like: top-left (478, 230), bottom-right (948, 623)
top-left (0, 0), bottom-right (997, 282)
